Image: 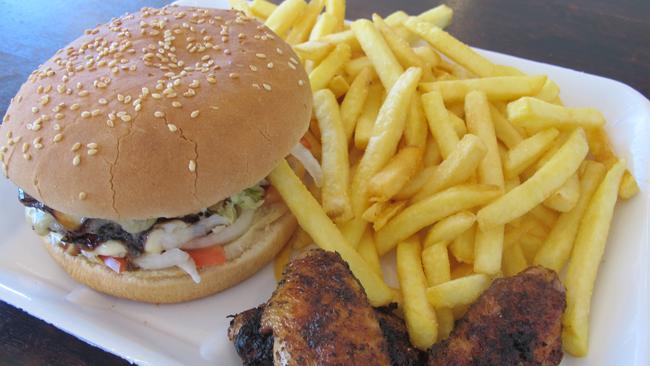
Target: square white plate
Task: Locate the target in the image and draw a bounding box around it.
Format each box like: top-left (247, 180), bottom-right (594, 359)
top-left (1, 1), bottom-right (649, 365)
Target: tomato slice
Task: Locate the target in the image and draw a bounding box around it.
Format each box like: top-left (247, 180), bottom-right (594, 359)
top-left (186, 246), bottom-right (227, 268)
top-left (100, 256), bottom-right (127, 273)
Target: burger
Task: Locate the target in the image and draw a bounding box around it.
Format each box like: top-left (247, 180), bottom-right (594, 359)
top-left (0, 6), bottom-right (313, 303)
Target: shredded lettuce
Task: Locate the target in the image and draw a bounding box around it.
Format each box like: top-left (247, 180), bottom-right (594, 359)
top-left (208, 183), bottom-right (265, 223)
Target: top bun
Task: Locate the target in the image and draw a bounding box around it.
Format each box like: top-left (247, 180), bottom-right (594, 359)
top-left (0, 6), bottom-right (311, 220)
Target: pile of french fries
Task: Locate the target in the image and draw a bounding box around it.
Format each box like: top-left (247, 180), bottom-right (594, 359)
top-left (231, 0), bottom-right (640, 357)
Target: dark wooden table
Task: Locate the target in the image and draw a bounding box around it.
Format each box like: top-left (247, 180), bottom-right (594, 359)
top-left (0, 0), bottom-right (648, 365)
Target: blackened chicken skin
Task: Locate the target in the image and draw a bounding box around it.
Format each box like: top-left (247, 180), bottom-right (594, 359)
top-left (428, 266), bottom-right (566, 366)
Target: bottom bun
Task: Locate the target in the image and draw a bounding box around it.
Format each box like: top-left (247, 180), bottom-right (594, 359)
top-left (44, 202), bottom-right (297, 304)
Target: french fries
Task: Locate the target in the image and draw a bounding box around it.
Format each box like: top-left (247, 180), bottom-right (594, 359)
top-left (477, 128), bottom-right (589, 229)
top-left (420, 76), bottom-right (547, 103)
top-left (422, 242), bottom-right (451, 286)
top-left (417, 4), bottom-right (454, 28)
top-left (357, 229), bottom-right (382, 276)
top-left (309, 43), bottom-right (351, 91)
top-left (543, 173), bottom-right (580, 212)
top-left (404, 94), bottom-right (429, 148)
top-left (422, 90), bottom-right (459, 159)
top-left (340, 67), bottom-right (372, 142)
top-left (426, 274), bottom-right (491, 308)
top-left (376, 184), bottom-right (502, 255)
top-left (351, 19), bottom-right (404, 89)
top-left (424, 211), bottom-right (476, 247)
top-left (327, 74), bottom-right (349, 98)
top-left (465, 90), bottom-right (503, 188)
top-left (562, 160), bottom-right (626, 356)
top-left (397, 237), bottom-right (438, 350)
top-left (354, 82), bottom-right (383, 150)
top-left (325, 0), bottom-right (345, 31)
top-left (269, 160), bottom-right (393, 306)
top-left (286, 0), bottom-right (325, 44)
top-left (368, 147), bottom-right (422, 202)
top-left (507, 97), bottom-right (606, 130)
top-left (265, 0), bottom-right (306, 37)
top-left (449, 226), bottom-right (475, 264)
top-left (404, 19), bottom-right (496, 77)
top-left (490, 104), bottom-right (524, 149)
top-left (362, 200), bottom-right (407, 231)
top-left (313, 89), bottom-right (353, 222)
top-left (503, 128), bottom-right (560, 179)
top-left (413, 133), bottom-right (487, 201)
top-left (250, 0), bottom-right (277, 19)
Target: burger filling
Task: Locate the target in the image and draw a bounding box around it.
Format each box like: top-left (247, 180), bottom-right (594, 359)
top-left (20, 181), bottom-right (275, 283)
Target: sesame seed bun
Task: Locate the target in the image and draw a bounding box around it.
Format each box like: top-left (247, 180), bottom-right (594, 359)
top-left (45, 201), bottom-right (297, 303)
top-left (0, 5), bottom-right (311, 220)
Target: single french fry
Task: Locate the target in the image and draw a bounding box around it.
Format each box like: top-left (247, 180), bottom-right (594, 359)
top-left (363, 201), bottom-right (407, 231)
top-left (327, 74), bottom-right (349, 98)
top-left (294, 40), bottom-right (335, 62)
top-left (403, 94), bottom-right (429, 148)
top-left (424, 211), bottom-right (476, 247)
top-left (274, 242), bottom-right (293, 281)
top-left (319, 30), bottom-right (362, 52)
top-left (369, 147), bottom-right (423, 202)
top-left (286, 0), bottom-right (325, 44)
top-left (385, 10), bottom-right (409, 27)
top-left (477, 128), bottom-right (589, 229)
top-left (436, 307), bottom-right (455, 341)
top-left (351, 19), bottom-right (404, 89)
top-left (422, 90), bottom-right (459, 159)
top-left (344, 56), bottom-right (377, 79)
top-left (421, 76), bottom-right (547, 103)
top-left (413, 44), bottom-right (441, 67)
top-left (358, 229), bottom-right (382, 276)
top-left (502, 242), bottom-right (528, 277)
top-left (450, 225), bottom-right (475, 264)
top-left (507, 97), bottom-right (606, 130)
top-left (313, 89), bottom-right (353, 222)
top-left (309, 43), bottom-right (351, 91)
top-left (405, 19), bottom-right (496, 77)
top-left (354, 82), bottom-right (383, 150)
top-left (473, 224), bottom-right (505, 275)
top-left (344, 67), bottom-right (423, 248)
top-left (269, 160), bottom-right (393, 306)
top-left (397, 237), bottom-right (439, 350)
top-left (309, 12), bottom-right (338, 41)
top-left (250, 0), bottom-right (277, 19)
top-left (417, 4), bottom-right (453, 28)
top-left (302, 130), bottom-right (322, 160)
top-left (519, 232), bottom-right (545, 262)
top-left (427, 274), bottom-right (491, 308)
top-left (619, 171), bottom-right (640, 200)
top-left (534, 79), bottom-right (561, 102)
top-left (413, 134), bottom-right (487, 201)
top-left (422, 242), bottom-right (452, 287)
top-left (423, 135), bottom-right (443, 166)
top-left (465, 90), bottom-right (504, 188)
top-left (562, 160), bottom-right (626, 357)
top-left (448, 111), bottom-right (467, 137)
top-left (530, 205), bottom-right (559, 228)
top-left (534, 161), bottom-right (607, 272)
top-left (377, 185), bottom-right (502, 255)
top-left (395, 165), bottom-right (436, 200)
top-left (503, 128), bottom-right (560, 179)
top-left (265, 0), bottom-right (307, 37)
top-left (544, 173), bottom-right (580, 212)
top-left (289, 227), bottom-right (313, 251)
top-left (451, 263), bottom-right (474, 280)
top-left (325, 0), bottom-right (346, 31)
top-left (490, 104), bottom-right (524, 149)
top-left (341, 67), bottom-right (372, 142)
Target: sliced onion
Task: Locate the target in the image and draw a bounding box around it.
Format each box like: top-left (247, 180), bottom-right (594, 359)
top-left (133, 248), bottom-right (201, 283)
top-left (145, 214), bottom-right (230, 253)
top-left (291, 143), bottom-right (322, 187)
top-left (182, 209), bottom-right (256, 250)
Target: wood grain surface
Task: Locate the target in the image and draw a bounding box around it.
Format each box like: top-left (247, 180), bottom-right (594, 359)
top-left (0, 0), bottom-right (648, 365)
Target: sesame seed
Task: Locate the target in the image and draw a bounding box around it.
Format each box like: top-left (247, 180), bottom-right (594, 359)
top-left (210, 105), bottom-right (219, 110)
top-left (72, 154), bottom-right (81, 166)
top-left (188, 159), bottom-right (196, 172)
top-left (290, 57), bottom-right (298, 64)
top-left (120, 114), bottom-right (132, 122)
top-left (276, 48), bottom-right (283, 55)
top-left (23, 153), bottom-right (32, 161)
top-left (86, 143), bottom-right (97, 149)
top-left (22, 143), bottom-right (30, 153)
top-left (78, 90), bottom-right (89, 97)
top-left (167, 124), bottom-right (178, 132)
top-left (228, 72), bottom-right (239, 79)
top-left (53, 134), bottom-right (63, 143)
top-left (31, 107), bottom-right (39, 113)
top-left (54, 113), bottom-right (64, 120)
top-left (78, 192), bottom-right (87, 200)
top-left (190, 110), bottom-right (200, 118)
top-left (207, 76), bottom-right (217, 84)
top-left (106, 119), bottom-right (115, 127)
top-left (81, 111), bottom-right (91, 118)
top-left (288, 62), bottom-right (296, 70)
top-left (70, 103), bottom-right (80, 111)
top-left (53, 124), bottom-right (61, 131)
top-left (298, 80), bottom-right (305, 86)
top-left (71, 142), bottom-right (81, 151)
top-left (255, 53), bottom-right (266, 59)
top-left (189, 80), bottom-right (200, 88)
top-left (40, 95), bottom-right (50, 105)
top-left (262, 83), bottom-right (272, 91)
top-left (267, 62), bottom-right (274, 69)
top-left (91, 109), bottom-right (101, 117)
top-left (117, 94), bottom-right (124, 102)
top-left (134, 104), bottom-right (142, 112)
top-left (154, 111), bottom-right (165, 118)
top-left (249, 65), bottom-right (258, 71)
top-left (87, 149), bottom-right (98, 156)
top-left (252, 83), bottom-right (260, 89)
top-left (152, 93), bottom-right (162, 99)
top-left (141, 87), bottom-right (150, 96)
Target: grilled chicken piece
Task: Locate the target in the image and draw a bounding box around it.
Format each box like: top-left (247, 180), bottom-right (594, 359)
top-left (428, 266), bottom-right (566, 366)
top-left (261, 249), bottom-right (392, 365)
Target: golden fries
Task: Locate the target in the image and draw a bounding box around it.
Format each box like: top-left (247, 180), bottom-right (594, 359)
top-left (503, 128), bottom-right (560, 179)
top-left (309, 43), bottom-right (351, 91)
top-left (436, 307), bottom-right (455, 341)
top-left (250, 0), bottom-right (277, 19)
top-left (424, 211), bottom-right (476, 247)
top-left (450, 226), bottom-right (475, 264)
top-left (368, 147), bottom-right (422, 202)
top-left (377, 184), bottom-right (502, 255)
top-left (313, 89), bottom-right (353, 222)
top-left (340, 67), bottom-right (372, 142)
top-left (309, 12), bottom-right (337, 40)
top-left (327, 74), bottom-right (349, 97)
top-left (397, 237), bottom-right (438, 349)
top-left (325, 0), bottom-right (345, 31)
top-left (543, 173), bottom-right (580, 212)
top-left (358, 229), bottom-right (382, 276)
top-left (507, 97), bottom-right (606, 130)
top-left (427, 274), bottom-right (491, 308)
top-left (417, 4), bottom-right (454, 28)
top-left (404, 94), bottom-right (429, 148)
top-left (422, 242), bottom-right (451, 286)
top-left (421, 76), bottom-right (547, 102)
top-left (286, 0), bottom-right (325, 44)
top-left (351, 19), bottom-right (404, 89)
top-left (490, 104), bottom-right (524, 149)
top-left (477, 128), bottom-right (589, 229)
top-left (413, 133), bottom-right (487, 201)
top-left (562, 160), bottom-right (626, 356)
top-left (265, 0), bottom-right (306, 37)
top-left (354, 82), bottom-right (383, 150)
top-left (363, 200), bottom-right (407, 231)
top-left (405, 19), bottom-right (496, 77)
top-left (502, 243), bottom-right (528, 277)
top-left (465, 90), bottom-right (504, 188)
top-left (269, 160), bottom-right (393, 306)
top-left (422, 90), bottom-right (459, 159)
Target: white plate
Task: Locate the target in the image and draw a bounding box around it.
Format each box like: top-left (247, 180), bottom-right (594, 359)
top-left (1, 1), bottom-right (649, 365)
